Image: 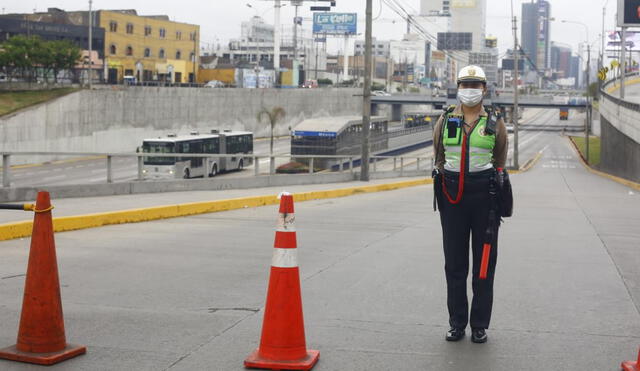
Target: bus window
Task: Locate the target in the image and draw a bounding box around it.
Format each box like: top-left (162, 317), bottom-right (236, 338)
top-left (142, 142), bottom-right (176, 165)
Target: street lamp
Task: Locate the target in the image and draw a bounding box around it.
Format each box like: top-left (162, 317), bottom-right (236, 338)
top-left (561, 19), bottom-right (592, 165)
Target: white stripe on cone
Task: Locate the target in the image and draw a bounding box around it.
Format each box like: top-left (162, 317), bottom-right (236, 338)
top-left (272, 248), bottom-right (298, 268)
top-left (276, 213), bottom-right (296, 232)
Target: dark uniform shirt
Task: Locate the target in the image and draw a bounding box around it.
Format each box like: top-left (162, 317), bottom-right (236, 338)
top-left (433, 104), bottom-right (508, 171)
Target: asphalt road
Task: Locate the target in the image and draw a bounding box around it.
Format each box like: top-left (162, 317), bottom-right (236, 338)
top-left (0, 131), bottom-right (638, 370)
top-left (4, 136), bottom-right (293, 188)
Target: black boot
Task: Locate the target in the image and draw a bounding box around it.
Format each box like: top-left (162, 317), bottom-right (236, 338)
top-left (446, 327), bottom-right (465, 342)
top-left (471, 328), bottom-right (487, 343)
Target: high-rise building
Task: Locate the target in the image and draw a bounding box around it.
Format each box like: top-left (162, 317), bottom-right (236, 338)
top-left (550, 42), bottom-right (572, 79)
top-left (449, 0), bottom-right (487, 52)
top-left (521, 0), bottom-right (551, 71)
top-left (355, 38), bottom-right (390, 58)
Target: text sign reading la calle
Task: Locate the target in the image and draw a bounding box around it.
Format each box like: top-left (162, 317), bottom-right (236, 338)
top-left (312, 13), bottom-right (357, 35)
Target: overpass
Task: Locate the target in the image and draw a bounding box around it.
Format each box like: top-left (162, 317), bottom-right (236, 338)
top-left (371, 94), bottom-right (588, 120)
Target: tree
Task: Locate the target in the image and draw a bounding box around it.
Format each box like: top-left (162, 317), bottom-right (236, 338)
top-left (0, 35), bottom-right (80, 83)
top-left (49, 40), bottom-right (81, 83)
top-left (257, 106), bottom-right (286, 156)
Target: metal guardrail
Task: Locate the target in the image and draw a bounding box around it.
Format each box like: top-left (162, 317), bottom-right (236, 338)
top-left (0, 152), bottom-right (431, 188)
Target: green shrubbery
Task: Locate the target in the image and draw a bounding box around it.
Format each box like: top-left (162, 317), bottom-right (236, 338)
top-left (0, 35), bottom-right (81, 83)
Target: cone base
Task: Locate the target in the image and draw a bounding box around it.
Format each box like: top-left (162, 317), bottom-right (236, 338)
top-left (622, 361), bottom-right (639, 371)
top-left (244, 348), bottom-right (319, 370)
top-left (0, 343), bottom-right (86, 365)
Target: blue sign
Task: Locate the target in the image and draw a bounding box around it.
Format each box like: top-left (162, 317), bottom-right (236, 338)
top-left (313, 13), bottom-right (357, 35)
top-left (293, 131), bottom-right (337, 138)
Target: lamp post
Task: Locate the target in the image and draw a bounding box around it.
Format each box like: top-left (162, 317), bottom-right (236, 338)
top-left (562, 19), bottom-right (591, 165)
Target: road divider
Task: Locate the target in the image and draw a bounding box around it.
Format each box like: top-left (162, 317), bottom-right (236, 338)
top-left (0, 178), bottom-right (432, 242)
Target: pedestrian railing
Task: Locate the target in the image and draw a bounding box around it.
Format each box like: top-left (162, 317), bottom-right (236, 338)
top-left (0, 152), bottom-right (432, 188)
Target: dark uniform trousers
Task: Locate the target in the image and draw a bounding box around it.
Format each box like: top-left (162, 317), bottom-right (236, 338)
top-left (437, 170), bottom-right (499, 330)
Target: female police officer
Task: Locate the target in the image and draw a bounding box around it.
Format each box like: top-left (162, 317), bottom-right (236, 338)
top-left (432, 65), bottom-right (508, 343)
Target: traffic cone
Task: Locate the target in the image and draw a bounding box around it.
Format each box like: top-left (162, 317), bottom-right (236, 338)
top-left (0, 191), bottom-right (86, 365)
top-left (622, 347), bottom-right (640, 371)
top-left (244, 192), bottom-right (319, 370)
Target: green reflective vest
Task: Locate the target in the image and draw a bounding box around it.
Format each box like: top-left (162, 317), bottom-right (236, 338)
top-left (442, 114), bottom-right (496, 173)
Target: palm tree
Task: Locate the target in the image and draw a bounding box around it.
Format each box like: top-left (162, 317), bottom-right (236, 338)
top-left (256, 106), bottom-right (286, 156)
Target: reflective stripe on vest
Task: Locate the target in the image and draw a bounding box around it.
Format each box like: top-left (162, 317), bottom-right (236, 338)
top-left (443, 115), bottom-right (496, 173)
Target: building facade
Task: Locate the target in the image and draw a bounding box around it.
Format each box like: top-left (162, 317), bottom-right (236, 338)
top-left (2, 8), bottom-right (199, 84)
top-left (449, 0), bottom-right (487, 53)
top-left (354, 38), bottom-right (390, 58)
top-left (0, 15), bottom-right (105, 57)
top-left (95, 10), bottom-right (199, 84)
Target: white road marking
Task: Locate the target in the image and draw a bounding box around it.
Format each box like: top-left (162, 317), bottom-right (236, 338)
top-left (42, 175), bottom-right (66, 182)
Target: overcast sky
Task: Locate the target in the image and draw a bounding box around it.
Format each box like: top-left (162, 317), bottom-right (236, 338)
top-left (4, 0), bottom-right (620, 59)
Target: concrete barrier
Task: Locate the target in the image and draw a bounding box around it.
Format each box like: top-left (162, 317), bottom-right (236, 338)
top-left (0, 170), bottom-right (429, 203)
top-left (0, 87), bottom-right (363, 165)
top-left (599, 83), bottom-right (640, 183)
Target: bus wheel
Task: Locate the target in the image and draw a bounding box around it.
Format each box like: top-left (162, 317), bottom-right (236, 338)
top-left (237, 159), bottom-right (243, 171)
top-left (183, 169), bottom-right (190, 179)
top-left (210, 164), bottom-right (217, 177)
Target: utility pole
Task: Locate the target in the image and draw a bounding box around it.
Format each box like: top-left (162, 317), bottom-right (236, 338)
top-left (361, 0), bottom-right (373, 181)
top-left (585, 43), bottom-right (591, 165)
top-left (273, 0), bottom-right (282, 72)
top-left (512, 15), bottom-right (520, 170)
top-left (293, 3), bottom-right (299, 67)
top-left (343, 35), bottom-right (349, 82)
top-left (88, 0), bottom-right (93, 89)
top-left (621, 27), bottom-right (627, 99)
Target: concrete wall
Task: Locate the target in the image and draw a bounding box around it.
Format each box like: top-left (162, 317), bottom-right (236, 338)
top-left (599, 115), bottom-right (640, 182)
top-left (599, 92), bottom-right (640, 182)
top-left (0, 87), bottom-right (363, 164)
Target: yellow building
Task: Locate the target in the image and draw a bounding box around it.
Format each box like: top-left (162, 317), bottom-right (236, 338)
top-left (96, 10), bottom-right (199, 84)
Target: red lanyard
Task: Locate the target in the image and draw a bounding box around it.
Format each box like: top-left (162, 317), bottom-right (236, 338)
top-left (441, 133), bottom-right (467, 204)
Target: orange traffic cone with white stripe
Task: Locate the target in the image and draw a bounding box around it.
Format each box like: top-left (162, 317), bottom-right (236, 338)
top-left (0, 191), bottom-right (86, 365)
top-left (622, 347), bottom-right (640, 371)
top-left (244, 192), bottom-right (320, 370)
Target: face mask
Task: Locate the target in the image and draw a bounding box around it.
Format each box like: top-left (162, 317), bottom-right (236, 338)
top-left (457, 88), bottom-right (484, 106)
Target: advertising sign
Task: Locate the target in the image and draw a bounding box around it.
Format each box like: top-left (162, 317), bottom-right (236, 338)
top-left (606, 30), bottom-right (640, 51)
top-left (312, 13), bottom-right (357, 35)
top-left (618, 0), bottom-right (640, 27)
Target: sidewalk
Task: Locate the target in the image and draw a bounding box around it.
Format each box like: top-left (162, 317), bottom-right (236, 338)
top-left (0, 134), bottom-right (638, 370)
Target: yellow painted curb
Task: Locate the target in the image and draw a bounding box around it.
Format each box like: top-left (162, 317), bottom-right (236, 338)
top-left (567, 137), bottom-right (640, 192)
top-left (518, 150), bottom-right (544, 173)
top-left (0, 178), bottom-right (433, 242)
top-left (606, 77), bottom-right (640, 94)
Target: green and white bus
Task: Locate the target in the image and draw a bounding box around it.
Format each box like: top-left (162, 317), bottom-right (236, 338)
top-left (141, 130), bottom-right (253, 179)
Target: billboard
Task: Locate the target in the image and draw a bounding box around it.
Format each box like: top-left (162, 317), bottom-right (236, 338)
top-left (618, 0), bottom-right (640, 27)
top-left (312, 13), bottom-right (357, 35)
top-left (605, 30), bottom-right (640, 51)
top-left (437, 32), bottom-right (472, 51)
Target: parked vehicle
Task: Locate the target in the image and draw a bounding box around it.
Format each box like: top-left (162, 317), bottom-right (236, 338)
top-left (204, 80), bottom-right (225, 88)
top-left (302, 79), bottom-right (318, 88)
